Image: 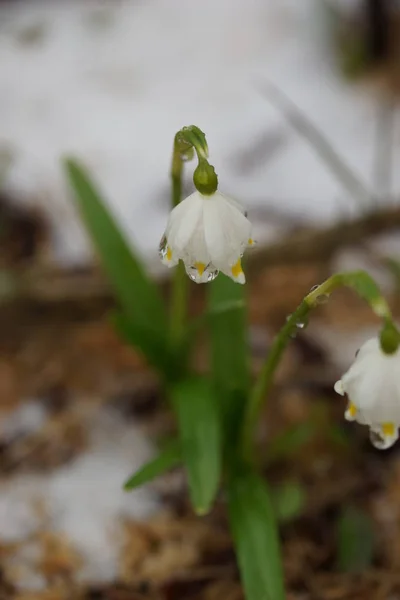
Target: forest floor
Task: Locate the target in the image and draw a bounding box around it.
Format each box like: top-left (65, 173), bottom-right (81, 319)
top-left (2, 209), bottom-right (400, 600)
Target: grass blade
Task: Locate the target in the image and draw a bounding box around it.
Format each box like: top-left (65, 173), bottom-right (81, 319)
top-left (208, 276), bottom-right (249, 451)
top-left (337, 506), bottom-right (375, 573)
top-left (112, 311), bottom-right (174, 377)
top-left (228, 469), bottom-right (285, 600)
top-left (208, 275), bottom-right (249, 395)
top-left (124, 440), bottom-right (181, 491)
top-left (171, 377), bottom-right (221, 514)
top-left (64, 158), bottom-right (167, 340)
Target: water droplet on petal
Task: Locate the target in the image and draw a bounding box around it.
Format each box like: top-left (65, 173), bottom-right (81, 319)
top-left (186, 263), bottom-right (218, 284)
top-left (206, 269), bottom-right (218, 282)
top-left (369, 428), bottom-right (395, 450)
top-left (158, 235), bottom-right (168, 259)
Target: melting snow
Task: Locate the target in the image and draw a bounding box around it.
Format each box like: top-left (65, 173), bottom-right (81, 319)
top-left (0, 403), bottom-right (159, 586)
top-left (0, 0), bottom-right (397, 269)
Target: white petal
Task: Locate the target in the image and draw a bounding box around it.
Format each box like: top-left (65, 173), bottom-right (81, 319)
top-left (159, 236), bottom-right (179, 267)
top-left (369, 424), bottom-right (399, 450)
top-left (179, 220), bottom-right (211, 268)
top-left (225, 257), bottom-right (246, 284)
top-left (334, 380), bottom-right (344, 395)
top-left (166, 191), bottom-right (203, 254)
top-left (220, 192), bottom-right (247, 215)
top-left (336, 336), bottom-right (400, 431)
top-left (203, 193), bottom-right (251, 269)
top-left (345, 406), bottom-right (357, 422)
top-left (160, 251), bottom-right (178, 268)
top-left (234, 271), bottom-right (246, 285)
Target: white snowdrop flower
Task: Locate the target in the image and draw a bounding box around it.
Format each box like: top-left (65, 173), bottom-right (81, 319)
top-left (159, 190), bottom-right (254, 284)
top-left (334, 337), bottom-right (400, 450)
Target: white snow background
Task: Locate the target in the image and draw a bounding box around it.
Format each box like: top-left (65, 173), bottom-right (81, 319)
top-left (0, 0), bottom-right (398, 269)
top-left (1, 0), bottom-right (400, 589)
top-left (0, 400), bottom-right (159, 588)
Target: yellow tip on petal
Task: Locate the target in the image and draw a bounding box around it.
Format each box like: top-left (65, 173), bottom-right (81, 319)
top-left (195, 262), bottom-right (206, 276)
top-left (231, 259), bottom-right (243, 278)
top-left (382, 422), bottom-right (395, 438)
top-left (248, 238), bottom-right (254, 246)
top-left (166, 246), bottom-right (172, 261)
top-left (348, 403), bottom-right (357, 417)
top-left (345, 402), bottom-right (357, 421)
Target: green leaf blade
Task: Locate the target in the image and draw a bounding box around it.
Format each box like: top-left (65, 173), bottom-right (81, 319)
top-left (272, 480), bottom-right (306, 523)
top-left (208, 275), bottom-right (249, 394)
top-left (112, 311), bottom-right (174, 377)
top-left (171, 377), bottom-right (222, 515)
top-left (124, 440), bottom-right (181, 491)
top-left (337, 506), bottom-right (375, 573)
top-left (64, 158), bottom-right (167, 338)
top-left (208, 275), bottom-right (249, 454)
top-left (228, 470), bottom-right (286, 600)
top-left (340, 271), bottom-right (385, 309)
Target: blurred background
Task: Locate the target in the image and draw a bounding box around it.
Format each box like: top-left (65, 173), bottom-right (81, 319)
top-left (1, 1), bottom-right (400, 598)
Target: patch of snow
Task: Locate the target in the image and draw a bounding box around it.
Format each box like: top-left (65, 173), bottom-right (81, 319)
top-left (0, 405), bottom-right (159, 587)
top-left (0, 0), bottom-right (397, 268)
top-left (0, 399), bottom-right (48, 442)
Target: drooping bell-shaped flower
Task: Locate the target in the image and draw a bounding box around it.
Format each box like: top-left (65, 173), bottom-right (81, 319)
top-left (334, 337), bottom-right (400, 449)
top-left (160, 167), bottom-right (254, 284)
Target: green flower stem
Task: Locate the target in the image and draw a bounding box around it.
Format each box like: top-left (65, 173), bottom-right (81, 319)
top-left (242, 300), bottom-right (310, 461)
top-left (241, 270), bottom-right (399, 462)
top-left (169, 140), bottom-right (187, 345)
top-left (171, 147), bottom-right (183, 209)
top-left (168, 125), bottom-right (211, 346)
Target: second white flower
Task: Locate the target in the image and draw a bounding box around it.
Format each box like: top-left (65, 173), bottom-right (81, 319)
top-left (334, 337), bottom-right (400, 449)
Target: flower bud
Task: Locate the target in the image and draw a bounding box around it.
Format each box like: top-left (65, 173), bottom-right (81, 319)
top-left (380, 321), bottom-right (400, 355)
top-left (193, 160), bottom-right (218, 195)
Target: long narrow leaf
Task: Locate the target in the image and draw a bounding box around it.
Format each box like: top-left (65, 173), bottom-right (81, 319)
top-left (64, 159), bottom-right (167, 339)
top-left (208, 275), bottom-right (249, 394)
top-left (171, 377), bottom-right (221, 514)
top-left (228, 470), bottom-right (285, 600)
top-left (124, 440), bottom-right (181, 491)
top-left (337, 506), bottom-right (375, 573)
top-left (112, 311), bottom-right (174, 377)
top-left (208, 275), bottom-right (249, 449)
